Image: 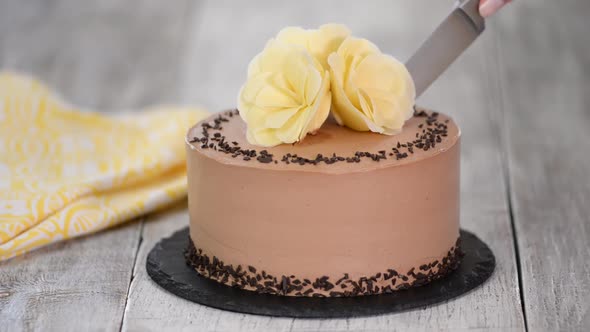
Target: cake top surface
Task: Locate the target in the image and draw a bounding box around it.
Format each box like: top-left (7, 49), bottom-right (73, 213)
top-left (186, 108), bottom-right (459, 174)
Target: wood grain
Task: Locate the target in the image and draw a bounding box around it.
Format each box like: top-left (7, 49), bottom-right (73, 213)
top-left (122, 1), bottom-right (525, 331)
top-left (0, 222), bottom-right (142, 332)
top-left (494, 1), bottom-right (590, 331)
top-left (0, 0), bottom-right (193, 331)
top-left (0, 0), bottom-right (194, 111)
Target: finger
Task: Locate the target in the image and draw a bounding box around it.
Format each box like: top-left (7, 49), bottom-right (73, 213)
top-left (479, 0), bottom-right (510, 17)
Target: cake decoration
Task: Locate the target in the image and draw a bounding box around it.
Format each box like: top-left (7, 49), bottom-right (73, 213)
top-left (275, 24), bottom-right (351, 70)
top-left (328, 37), bottom-right (415, 135)
top-left (185, 237), bottom-right (463, 297)
top-left (238, 24), bottom-right (416, 147)
top-left (238, 37), bottom-right (331, 147)
top-left (189, 108), bottom-right (448, 165)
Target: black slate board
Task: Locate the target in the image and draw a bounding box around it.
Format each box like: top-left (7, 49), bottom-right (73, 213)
top-left (147, 228), bottom-right (495, 318)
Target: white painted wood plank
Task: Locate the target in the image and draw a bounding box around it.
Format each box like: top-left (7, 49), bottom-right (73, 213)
top-left (0, 222), bottom-right (142, 332)
top-left (494, 1), bottom-right (590, 331)
top-left (0, 0), bottom-right (194, 111)
top-left (0, 0), bottom-right (193, 331)
top-left (123, 1), bottom-right (525, 331)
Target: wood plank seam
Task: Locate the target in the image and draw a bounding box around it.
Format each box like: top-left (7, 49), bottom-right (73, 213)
top-left (490, 26), bottom-right (530, 332)
top-left (504, 153), bottom-right (529, 332)
top-left (118, 1), bottom-right (198, 330)
top-left (118, 220), bottom-right (146, 332)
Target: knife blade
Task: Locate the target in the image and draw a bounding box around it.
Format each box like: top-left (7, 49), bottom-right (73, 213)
top-left (406, 0), bottom-right (485, 97)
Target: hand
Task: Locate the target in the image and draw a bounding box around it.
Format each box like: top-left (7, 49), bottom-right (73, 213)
top-left (479, 0), bottom-right (511, 17)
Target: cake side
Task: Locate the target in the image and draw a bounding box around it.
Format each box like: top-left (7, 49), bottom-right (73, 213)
top-left (185, 109), bottom-right (462, 297)
top-left (185, 236), bottom-right (462, 297)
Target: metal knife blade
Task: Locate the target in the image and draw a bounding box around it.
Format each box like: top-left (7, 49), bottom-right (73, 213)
top-left (406, 0), bottom-right (485, 97)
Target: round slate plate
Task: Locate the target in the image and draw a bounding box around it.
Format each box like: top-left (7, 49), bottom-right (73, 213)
top-left (147, 227), bottom-right (495, 318)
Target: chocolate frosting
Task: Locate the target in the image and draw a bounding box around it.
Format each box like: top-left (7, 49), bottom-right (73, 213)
top-left (185, 108), bottom-right (461, 296)
top-left (187, 109), bottom-right (459, 174)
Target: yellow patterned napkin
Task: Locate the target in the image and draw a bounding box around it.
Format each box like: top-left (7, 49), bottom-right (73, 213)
top-left (0, 73), bottom-right (208, 261)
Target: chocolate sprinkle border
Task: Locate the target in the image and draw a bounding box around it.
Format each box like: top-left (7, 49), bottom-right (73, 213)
top-left (184, 238), bottom-right (463, 297)
top-left (189, 107), bottom-right (450, 165)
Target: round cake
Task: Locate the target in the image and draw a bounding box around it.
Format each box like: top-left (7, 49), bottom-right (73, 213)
top-left (184, 108), bottom-right (462, 297)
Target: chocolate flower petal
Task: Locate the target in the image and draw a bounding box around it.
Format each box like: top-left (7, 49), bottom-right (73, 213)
top-left (238, 39), bottom-right (331, 147)
top-left (328, 37), bottom-right (415, 135)
top-left (276, 24), bottom-right (351, 70)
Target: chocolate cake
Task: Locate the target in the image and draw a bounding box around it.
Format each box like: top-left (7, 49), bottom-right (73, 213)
top-left (184, 107), bottom-right (462, 297)
top-left (183, 23), bottom-right (463, 297)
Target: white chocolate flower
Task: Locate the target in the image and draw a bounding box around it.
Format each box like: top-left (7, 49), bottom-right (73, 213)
top-left (276, 24), bottom-right (351, 70)
top-left (328, 37), bottom-right (416, 135)
top-left (238, 39), bottom-right (331, 147)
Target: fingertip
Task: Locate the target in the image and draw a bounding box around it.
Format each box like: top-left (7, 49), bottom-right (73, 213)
top-left (479, 0), bottom-right (504, 17)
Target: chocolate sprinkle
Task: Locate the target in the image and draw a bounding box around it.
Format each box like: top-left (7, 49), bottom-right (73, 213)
top-left (189, 108), bottom-right (451, 166)
top-left (185, 237), bottom-right (463, 297)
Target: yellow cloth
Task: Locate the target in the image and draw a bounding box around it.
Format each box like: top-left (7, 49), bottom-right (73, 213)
top-left (0, 73), bottom-right (208, 261)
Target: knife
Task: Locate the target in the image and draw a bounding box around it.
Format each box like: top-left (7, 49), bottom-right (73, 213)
top-left (406, 0), bottom-right (485, 97)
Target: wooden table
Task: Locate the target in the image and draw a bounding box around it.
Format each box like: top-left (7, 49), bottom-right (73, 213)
top-left (1, 1), bottom-right (588, 331)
